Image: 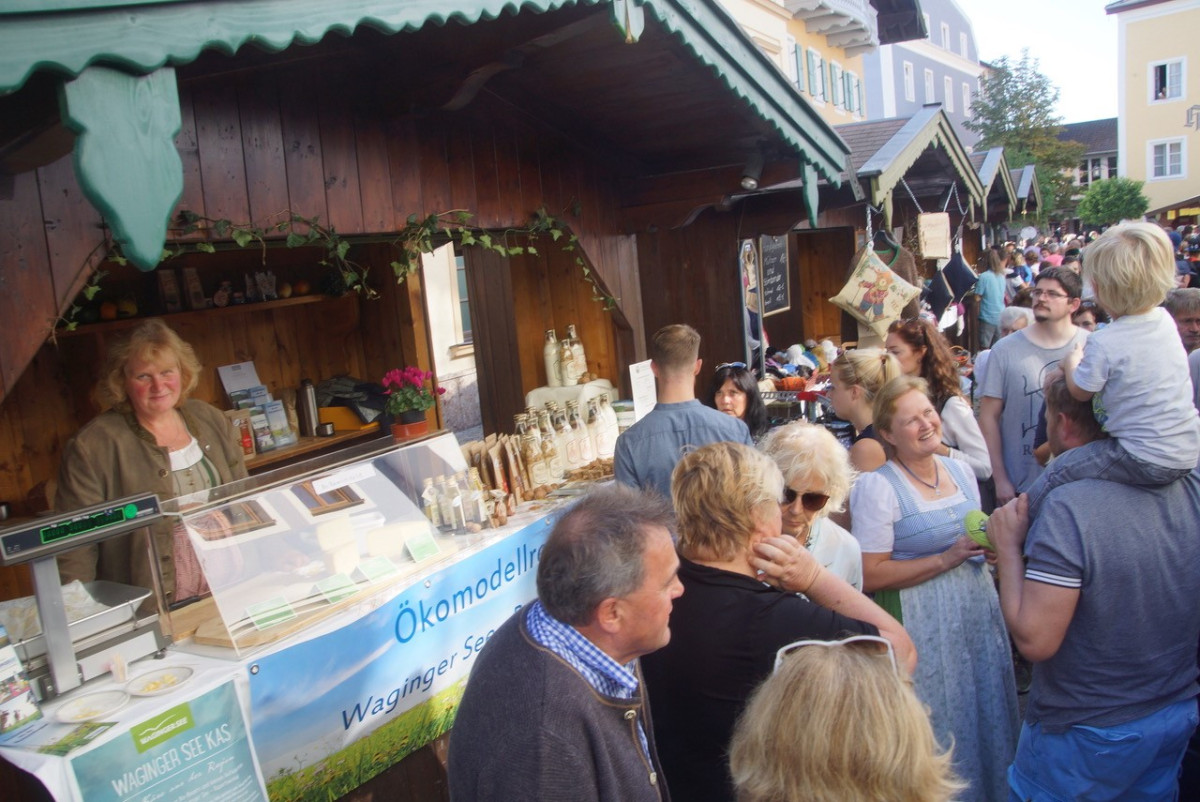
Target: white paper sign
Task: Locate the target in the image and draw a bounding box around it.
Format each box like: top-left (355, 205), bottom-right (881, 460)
top-left (312, 464), bottom-right (377, 496)
top-left (217, 361), bottom-right (262, 396)
top-left (629, 360), bottom-right (657, 423)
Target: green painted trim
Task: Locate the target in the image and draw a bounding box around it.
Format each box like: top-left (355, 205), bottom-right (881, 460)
top-left (0, 0), bottom-right (848, 185)
top-left (61, 66), bottom-right (183, 271)
top-left (0, 0), bottom-right (193, 14)
top-left (0, 0), bottom-right (597, 92)
top-left (639, 0), bottom-right (848, 186)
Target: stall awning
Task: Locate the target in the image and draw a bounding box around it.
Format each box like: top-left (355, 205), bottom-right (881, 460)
top-left (0, 0), bottom-right (850, 267)
top-left (1009, 164), bottom-right (1041, 215)
top-left (970, 147), bottom-right (1016, 222)
top-left (836, 104), bottom-right (984, 211)
top-left (1147, 194), bottom-right (1200, 219)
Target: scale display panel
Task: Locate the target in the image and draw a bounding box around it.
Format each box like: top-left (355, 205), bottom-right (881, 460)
top-left (0, 494), bottom-right (161, 566)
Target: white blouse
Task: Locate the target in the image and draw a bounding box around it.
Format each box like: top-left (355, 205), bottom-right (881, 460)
top-left (939, 395), bottom-right (993, 480)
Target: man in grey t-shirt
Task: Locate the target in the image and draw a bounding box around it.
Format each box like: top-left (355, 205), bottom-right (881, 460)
top-left (979, 267), bottom-right (1088, 504)
top-left (990, 376), bottom-right (1200, 800)
top-left (614, 324), bottom-right (752, 500)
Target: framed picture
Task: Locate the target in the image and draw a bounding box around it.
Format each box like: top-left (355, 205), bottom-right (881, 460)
top-left (157, 268), bottom-right (183, 313)
top-left (290, 481), bottom-right (365, 516)
top-left (181, 266), bottom-right (207, 311)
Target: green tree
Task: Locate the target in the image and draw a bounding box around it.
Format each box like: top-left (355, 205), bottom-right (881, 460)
top-left (1075, 177), bottom-right (1150, 226)
top-left (965, 51), bottom-right (1085, 222)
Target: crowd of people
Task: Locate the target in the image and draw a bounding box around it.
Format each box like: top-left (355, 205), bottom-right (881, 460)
top-left (448, 220), bottom-right (1200, 802)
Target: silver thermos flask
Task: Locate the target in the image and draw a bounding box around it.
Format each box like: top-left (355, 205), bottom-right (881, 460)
top-left (298, 379), bottom-right (319, 437)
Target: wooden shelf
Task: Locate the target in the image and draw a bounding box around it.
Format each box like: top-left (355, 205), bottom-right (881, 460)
top-left (55, 294), bottom-right (341, 338)
top-left (245, 425), bottom-right (385, 473)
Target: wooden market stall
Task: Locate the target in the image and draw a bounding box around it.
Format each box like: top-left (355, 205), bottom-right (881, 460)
top-left (0, 1), bottom-right (855, 798)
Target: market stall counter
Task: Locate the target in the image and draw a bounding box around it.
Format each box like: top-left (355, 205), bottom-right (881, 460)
top-left (0, 432), bottom-right (567, 801)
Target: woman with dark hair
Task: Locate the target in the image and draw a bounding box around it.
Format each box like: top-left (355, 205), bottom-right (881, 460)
top-left (704, 362), bottom-right (769, 441)
top-left (885, 318), bottom-right (991, 480)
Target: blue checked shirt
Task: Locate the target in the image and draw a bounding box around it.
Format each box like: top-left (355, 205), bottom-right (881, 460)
top-left (526, 601), bottom-right (652, 762)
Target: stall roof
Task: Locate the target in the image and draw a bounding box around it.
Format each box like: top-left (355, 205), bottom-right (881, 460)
top-left (0, 0), bottom-right (851, 267)
top-left (1009, 164), bottom-right (1041, 214)
top-left (1147, 194), bottom-right (1200, 217)
top-left (836, 104), bottom-right (984, 210)
top-left (970, 147), bottom-right (1016, 221)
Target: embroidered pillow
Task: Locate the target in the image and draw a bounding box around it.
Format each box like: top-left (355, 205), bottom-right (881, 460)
top-left (830, 249), bottom-right (921, 339)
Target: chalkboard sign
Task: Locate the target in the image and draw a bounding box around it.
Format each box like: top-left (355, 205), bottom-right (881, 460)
top-left (759, 235), bottom-right (790, 317)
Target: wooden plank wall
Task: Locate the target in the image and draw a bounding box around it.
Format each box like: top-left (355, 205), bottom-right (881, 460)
top-left (636, 209), bottom-right (744, 393)
top-left (0, 62), bottom-right (642, 599)
top-left (785, 225), bottom-right (859, 346)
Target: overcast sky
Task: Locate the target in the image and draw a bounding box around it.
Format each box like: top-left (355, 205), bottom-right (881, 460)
top-left (952, 0), bottom-right (1118, 124)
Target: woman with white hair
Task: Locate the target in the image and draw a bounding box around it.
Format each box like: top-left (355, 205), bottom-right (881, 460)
top-left (761, 421), bottom-right (862, 590)
top-left (972, 306), bottom-right (1034, 391)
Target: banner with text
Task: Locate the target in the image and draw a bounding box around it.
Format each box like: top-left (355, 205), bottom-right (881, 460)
top-left (247, 516), bottom-right (553, 801)
top-left (71, 681), bottom-right (266, 802)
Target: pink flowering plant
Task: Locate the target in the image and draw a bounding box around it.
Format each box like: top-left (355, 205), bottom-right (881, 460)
top-left (382, 367), bottom-right (445, 414)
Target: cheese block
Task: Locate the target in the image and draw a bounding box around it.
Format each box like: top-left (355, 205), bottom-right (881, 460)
top-left (315, 515), bottom-right (355, 551)
top-left (325, 543), bottom-right (360, 576)
top-left (366, 521), bottom-right (431, 558)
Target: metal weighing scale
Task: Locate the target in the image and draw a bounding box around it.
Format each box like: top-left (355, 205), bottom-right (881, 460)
top-left (0, 493), bottom-right (171, 700)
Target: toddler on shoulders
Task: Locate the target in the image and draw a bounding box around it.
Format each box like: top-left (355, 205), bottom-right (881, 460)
top-left (1026, 222), bottom-right (1200, 517)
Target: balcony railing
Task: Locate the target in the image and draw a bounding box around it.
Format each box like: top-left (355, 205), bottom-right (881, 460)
top-left (785, 0), bottom-right (879, 57)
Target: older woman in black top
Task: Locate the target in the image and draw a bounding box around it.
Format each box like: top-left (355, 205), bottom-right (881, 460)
top-left (640, 441), bottom-right (913, 802)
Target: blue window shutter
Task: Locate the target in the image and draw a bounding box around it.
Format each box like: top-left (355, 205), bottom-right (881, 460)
top-left (794, 44), bottom-right (805, 92)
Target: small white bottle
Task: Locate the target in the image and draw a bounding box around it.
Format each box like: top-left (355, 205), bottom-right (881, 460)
top-left (556, 410), bottom-right (581, 470)
top-left (567, 323), bottom-right (587, 379)
top-left (569, 402), bottom-right (595, 465)
top-left (560, 338), bottom-right (580, 386)
top-left (589, 400), bottom-right (614, 459)
top-left (421, 477), bottom-right (442, 528)
top-left (543, 330), bottom-right (562, 388)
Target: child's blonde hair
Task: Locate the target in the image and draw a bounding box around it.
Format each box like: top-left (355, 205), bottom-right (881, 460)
top-left (1082, 222), bottom-right (1176, 317)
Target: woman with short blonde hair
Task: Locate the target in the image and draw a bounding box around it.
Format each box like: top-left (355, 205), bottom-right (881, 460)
top-left (730, 641), bottom-right (963, 802)
top-left (642, 441), bottom-right (914, 802)
top-left (672, 440), bottom-right (782, 562)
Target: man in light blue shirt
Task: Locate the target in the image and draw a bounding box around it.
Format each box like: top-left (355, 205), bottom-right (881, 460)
top-left (615, 324), bottom-right (753, 500)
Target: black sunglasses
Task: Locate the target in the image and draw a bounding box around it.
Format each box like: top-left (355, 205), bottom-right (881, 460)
top-left (781, 488), bottom-right (830, 512)
top-left (716, 361), bottom-right (747, 371)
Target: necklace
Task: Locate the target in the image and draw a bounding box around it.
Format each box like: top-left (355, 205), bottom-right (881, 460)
top-left (895, 457), bottom-right (941, 495)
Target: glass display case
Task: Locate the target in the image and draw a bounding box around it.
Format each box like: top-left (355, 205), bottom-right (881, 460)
top-left (158, 432), bottom-right (475, 657)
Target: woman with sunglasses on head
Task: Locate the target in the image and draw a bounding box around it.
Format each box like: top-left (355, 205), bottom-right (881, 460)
top-left (641, 441), bottom-right (914, 802)
top-left (730, 638), bottom-right (963, 802)
top-left (704, 362), bottom-right (769, 441)
top-left (761, 421), bottom-right (862, 590)
top-left (849, 376), bottom-right (1019, 802)
top-left (826, 348), bottom-right (902, 473)
top-left (885, 318), bottom-right (992, 482)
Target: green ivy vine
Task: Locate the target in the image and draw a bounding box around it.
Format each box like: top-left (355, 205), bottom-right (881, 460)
top-left (55, 204), bottom-right (618, 334)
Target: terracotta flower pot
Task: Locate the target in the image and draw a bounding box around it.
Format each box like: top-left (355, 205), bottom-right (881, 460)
top-left (391, 416), bottom-right (428, 441)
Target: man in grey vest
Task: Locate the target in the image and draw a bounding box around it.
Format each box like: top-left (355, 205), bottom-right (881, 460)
top-left (449, 484), bottom-right (681, 801)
